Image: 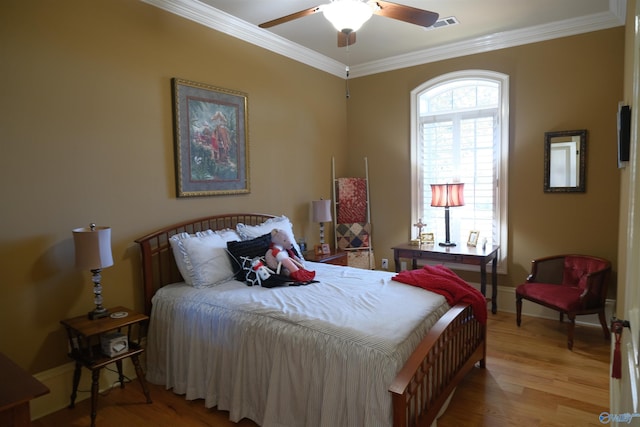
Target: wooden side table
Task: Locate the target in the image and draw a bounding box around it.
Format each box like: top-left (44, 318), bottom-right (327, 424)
top-left (60, 306), bottom-right (152, 427)
top-left (0, 353), bottom-right (49, 427)
top-left (304, 249), bottom-right (348, 266)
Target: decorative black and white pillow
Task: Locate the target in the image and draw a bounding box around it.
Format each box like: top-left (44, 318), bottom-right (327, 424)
top-left (226, 233), bottom-right (272, 279)
top-left (227, 233), bottom-right (316, 288)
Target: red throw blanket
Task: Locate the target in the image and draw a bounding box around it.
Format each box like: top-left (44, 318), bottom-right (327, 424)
top-left (393, 264), bottom-right (487, 324)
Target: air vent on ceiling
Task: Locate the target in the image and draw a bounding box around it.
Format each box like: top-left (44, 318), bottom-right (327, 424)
top-left (426, 16), bottom-right (459, 30)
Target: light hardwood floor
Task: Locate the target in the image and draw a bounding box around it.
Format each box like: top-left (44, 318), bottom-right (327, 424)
top-left (33, 311), bottom-right (610, 427)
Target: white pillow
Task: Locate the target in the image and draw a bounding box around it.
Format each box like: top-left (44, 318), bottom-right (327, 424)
top-left (236, 215), bottom-right (304, 259)
top-left (169, 230), bottom-right (236, 287)
top-left (170, 232), bottom-right (193, 281)
top-left (215, 228), bottom-right (242, 243)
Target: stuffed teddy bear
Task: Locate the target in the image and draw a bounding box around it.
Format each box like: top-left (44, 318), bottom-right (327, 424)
top-left (265, 229), bottom-right (315, 282)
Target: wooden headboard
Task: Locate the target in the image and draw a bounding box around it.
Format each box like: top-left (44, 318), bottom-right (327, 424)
top-left (134, 213), bottom-right (275, 315)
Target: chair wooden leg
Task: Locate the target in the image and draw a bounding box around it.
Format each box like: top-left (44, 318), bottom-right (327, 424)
top-left (516, 297), bottom-right (522, 326)
top-left (598, 310), bottom-right (610, 341)
top-left (566, 315), bottom-right (575, 350)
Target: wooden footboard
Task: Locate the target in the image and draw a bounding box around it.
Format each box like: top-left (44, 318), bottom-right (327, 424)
top-left (389, 304), bottom-right (486, 427)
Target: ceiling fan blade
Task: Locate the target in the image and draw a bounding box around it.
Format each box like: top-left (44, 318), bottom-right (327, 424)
top-left (371, 1), bottom-right (439, 28)
top-left (338, 31), bottom-right (357, 47)
top-left (259, 5), bottom-right (323, 28)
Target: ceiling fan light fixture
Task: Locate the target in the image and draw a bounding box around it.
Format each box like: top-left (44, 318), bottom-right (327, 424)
top-left (323, 0), bottom-right (373, 33)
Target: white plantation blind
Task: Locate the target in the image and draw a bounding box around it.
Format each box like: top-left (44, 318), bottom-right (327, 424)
top-left (420, 110), bottom-right (498, 245)
top-left (411, 72), bottom-right (508, 270)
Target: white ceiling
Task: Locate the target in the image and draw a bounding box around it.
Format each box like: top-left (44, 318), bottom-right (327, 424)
top-left (142, 0), bottom-right (626, 78)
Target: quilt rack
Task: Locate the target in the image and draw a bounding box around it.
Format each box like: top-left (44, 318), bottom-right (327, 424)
top-left (332, 157), bottom-right (374, 269)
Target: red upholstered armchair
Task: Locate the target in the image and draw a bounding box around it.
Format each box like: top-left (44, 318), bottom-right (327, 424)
top-left (516, 254), bottom-right (611, 350)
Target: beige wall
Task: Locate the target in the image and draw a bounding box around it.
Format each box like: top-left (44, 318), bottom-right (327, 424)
top-left (0, 0), bottom-right (347, 373)
top-left (348, 27), bottom-right (624, 290)
top-left (0, 0), bottom-right (625, 376)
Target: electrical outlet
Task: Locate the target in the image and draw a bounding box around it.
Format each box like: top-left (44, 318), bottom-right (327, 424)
top-left (381, 258), bottom-right (389, 270)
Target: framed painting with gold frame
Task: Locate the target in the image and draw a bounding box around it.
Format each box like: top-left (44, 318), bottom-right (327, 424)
top-left (172, 78), bottom-right (249, 197)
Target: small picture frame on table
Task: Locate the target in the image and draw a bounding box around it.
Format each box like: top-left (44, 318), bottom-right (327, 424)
top-left (315, 244), bottom-right (331, 255)
top-left (467, 231), bottom-right (480, 247)
top-left (421, 232), bottom-right (435, 245)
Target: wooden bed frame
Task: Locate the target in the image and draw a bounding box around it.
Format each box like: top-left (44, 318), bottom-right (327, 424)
top-left (135, 213), bottom-right (486, 427)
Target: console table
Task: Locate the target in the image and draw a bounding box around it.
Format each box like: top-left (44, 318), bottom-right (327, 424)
top-left (0, 352), bottom-right (49, 426)
top-left (392, 243), bottom-right (500, 314)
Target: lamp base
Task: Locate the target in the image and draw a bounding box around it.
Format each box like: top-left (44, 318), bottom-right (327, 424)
top-left (88, 308), bottom-right (109, 320)
top-left (439, 242), bottom-right (457, 247)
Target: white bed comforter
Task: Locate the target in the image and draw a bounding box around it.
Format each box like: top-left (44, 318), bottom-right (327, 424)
top-left (146, 262), bottom-right (449, 427)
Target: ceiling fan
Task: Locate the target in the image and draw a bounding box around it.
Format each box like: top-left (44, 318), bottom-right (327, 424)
top-left (259, 0), bottom-right (439, 47)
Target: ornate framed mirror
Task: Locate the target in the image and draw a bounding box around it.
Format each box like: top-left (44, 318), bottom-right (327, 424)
top-left (544, 129), bottom-right (587, 193)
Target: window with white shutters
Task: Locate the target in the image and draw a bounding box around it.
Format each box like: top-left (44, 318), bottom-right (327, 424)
top-left (411, 71), bottom-right (509, 272)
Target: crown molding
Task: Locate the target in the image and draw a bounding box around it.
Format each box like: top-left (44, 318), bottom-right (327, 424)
top-left (141, 0), bottom-right (346, 77)
top-left (142, 0), bottom-right (626, 79)
top-left (353, 7), bottom-right (626, 77)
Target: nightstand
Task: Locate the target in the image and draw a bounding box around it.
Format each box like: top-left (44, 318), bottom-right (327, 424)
top-left (60, 306), bottom-right (152, 427)
top-left (305, 249), bottom-right (348, 266)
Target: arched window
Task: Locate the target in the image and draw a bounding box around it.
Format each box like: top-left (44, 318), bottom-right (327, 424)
top-left (411, 70), bottom-right (509, 271)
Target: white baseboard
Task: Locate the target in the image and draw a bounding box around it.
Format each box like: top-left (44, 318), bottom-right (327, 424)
top-left (30, 357), bottom-right (139, 420)
top-left (30, 285), bottom-right (614, 420)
